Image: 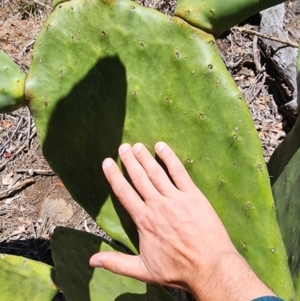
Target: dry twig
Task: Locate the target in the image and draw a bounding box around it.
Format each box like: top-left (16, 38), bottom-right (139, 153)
top-left (0, 129), bottom-right (37, 171)
top-left (15, 168), bottom-right (54, 176)
top-left (0, 116), bottom-right (24, 155)
top-left (247, 73), bottom-right (267, 104)
top-left (26, 108), bottom-right (32, 148)
top-left (252, 35), bottom-right (263, 73)
top-left (32, 0), bottom-right (52, 9)
top-left (0, 178), bottom-right (35, 199)
top-left (232, 26), bottom-right (299, 48)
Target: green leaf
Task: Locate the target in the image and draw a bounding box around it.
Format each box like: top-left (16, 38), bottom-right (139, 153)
top-left (51, 227), bottom-right (174, 301)
top-left (0, 50), bottom-right (26, 113)
top-left (25, 0), bottom-right (294, 298)
top-left (0, 254), bottom-right (58, 301)
top-left (297, 41), bottom-right (300, 109)
top-left (268, 45), bottom-right (300, 297)
top-left (174, 0), bottom-right (284, 36)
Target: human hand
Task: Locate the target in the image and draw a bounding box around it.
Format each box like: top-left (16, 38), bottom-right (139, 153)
top-left (90, 142), bottom-right (275, 301)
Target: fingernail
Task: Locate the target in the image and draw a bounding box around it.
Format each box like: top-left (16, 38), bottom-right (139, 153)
top-left (155, 142), bottom-right (166, 152)
top-left (90, 255), bottom-right (103, 268)
top-left (119, 143), bottom-right (130, 154)
top-left (93, 260), bottom-right (103, 268)
top-left (133, 143), bottom-right (143, 154)
top-left (102, 158), bottom-right (113, 169)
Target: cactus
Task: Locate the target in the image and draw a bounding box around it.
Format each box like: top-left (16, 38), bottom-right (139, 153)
top-left (51, 227), bottom-right (174, 301)
top-left (0, 253), bottom-right (58, 300)
top-left (268, 43), bottom-right (300, 296)
top-left (298, 42), bottom-right (300, 108)
top-left (0, 50), bottom-right (26, 113)
top-left (1, 0), bottom-right (299, 300)
top-left (23, 0), bottom-right (294, 298)
top-left (268, 118), bottom-right (300, 297)
top-left (174, 0), bottom-right (285, 36)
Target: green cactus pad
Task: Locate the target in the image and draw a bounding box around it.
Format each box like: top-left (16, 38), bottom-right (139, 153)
top-left (0, 253), bottom-right (58, 301)
top-left (268, 119), bottom-right (300, 297)
top-left (0, 50), bottom-right (26, 113)
top-left (25, 0), bottom-right (294, 297)
top-left (297, 41), bottom-right (300, 108)
top-left (52, 0), bottom-right (69, 9)
top-left (268, 49), bottom-right (300, 296)
top-left (174, 0), bottom-right (284, 36)
top-left (51, 227), bottom-right (174, 301)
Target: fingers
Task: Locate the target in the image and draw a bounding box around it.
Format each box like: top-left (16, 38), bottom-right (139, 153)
top-left (154, 142), bottom-right (195, 192)
top-left (104, 141), bottom-right (194, 214)
top-left (90, 252), bottom-right (150, 283)
top-left (131, 143), bottom-right (178, 196)
top-left (102, 157), bottom-right (146, 222)
top-left (118, 142), bottom-right (194, 195)
top-left (118, 144), bottom-right (160, 200)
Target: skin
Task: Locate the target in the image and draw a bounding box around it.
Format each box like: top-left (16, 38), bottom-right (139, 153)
top-left (90, 142), bottom-right (276, 301)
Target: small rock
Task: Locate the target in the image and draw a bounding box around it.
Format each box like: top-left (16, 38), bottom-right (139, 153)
top-left (2, 172), bottom-right (14, 185)
top-left (39, 196), bottom-right (74, 223)
top-left (276, 131), bottom-right (287, 140)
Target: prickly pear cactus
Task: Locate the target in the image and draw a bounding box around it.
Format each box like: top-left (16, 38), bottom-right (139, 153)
top-left (268, 118), bottom-right (300, 298)
top-left (297, 42), bottom-right (300, 108)
top-left (0, 50), bottom-right (26, 113)
top-left (0, 253), bottom-right (58, 301)
top-left (22, 0), bottom-right (295, 298)
top-left (51, 227), bottom-right (174, 301)
top-left (268, 44), bottom-right (300, 298)
top-left (174, 0), bottom-right (284, 36)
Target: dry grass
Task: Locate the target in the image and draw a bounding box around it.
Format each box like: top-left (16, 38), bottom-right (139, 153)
top-left (0, 0), bottom-right (52, 19)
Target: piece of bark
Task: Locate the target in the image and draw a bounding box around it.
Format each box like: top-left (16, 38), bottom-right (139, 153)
top-left (293, 0), bottom-right (300, 15)
top-left (260, 3), bottom-right (298, 113)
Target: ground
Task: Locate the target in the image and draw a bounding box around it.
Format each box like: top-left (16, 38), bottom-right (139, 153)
top-left (0, 0), bottom-right (299, 300)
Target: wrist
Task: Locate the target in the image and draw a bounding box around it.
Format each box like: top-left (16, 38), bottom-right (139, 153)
top-left (186, 251), bottom-right (275, 301)
top-left (251, 297), bottom-right (283, 301)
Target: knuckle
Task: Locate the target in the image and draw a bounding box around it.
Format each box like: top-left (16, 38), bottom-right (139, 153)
top-left (170, 164), bottom-right (185, 177)
top-left (131, 172), bottom-right (144, 184)
top-left (136, 212), bottom-right (151, 231)
top-left (108, 261), bottom-right (122, 275)
top-left (115, 185), bottom-right (128, 198)
top-left (148, 167), bottom-right (161, 180)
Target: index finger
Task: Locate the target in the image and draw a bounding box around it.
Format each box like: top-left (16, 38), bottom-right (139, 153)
top-left (102, 158), bottom-right (147, 224)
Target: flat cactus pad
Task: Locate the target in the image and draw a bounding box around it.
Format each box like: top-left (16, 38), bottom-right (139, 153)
top-left (25, 0), bottom-right (294, 297)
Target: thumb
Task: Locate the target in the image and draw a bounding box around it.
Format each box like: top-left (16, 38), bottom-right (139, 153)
top-left (90, 252), bottom-right (150, 282)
